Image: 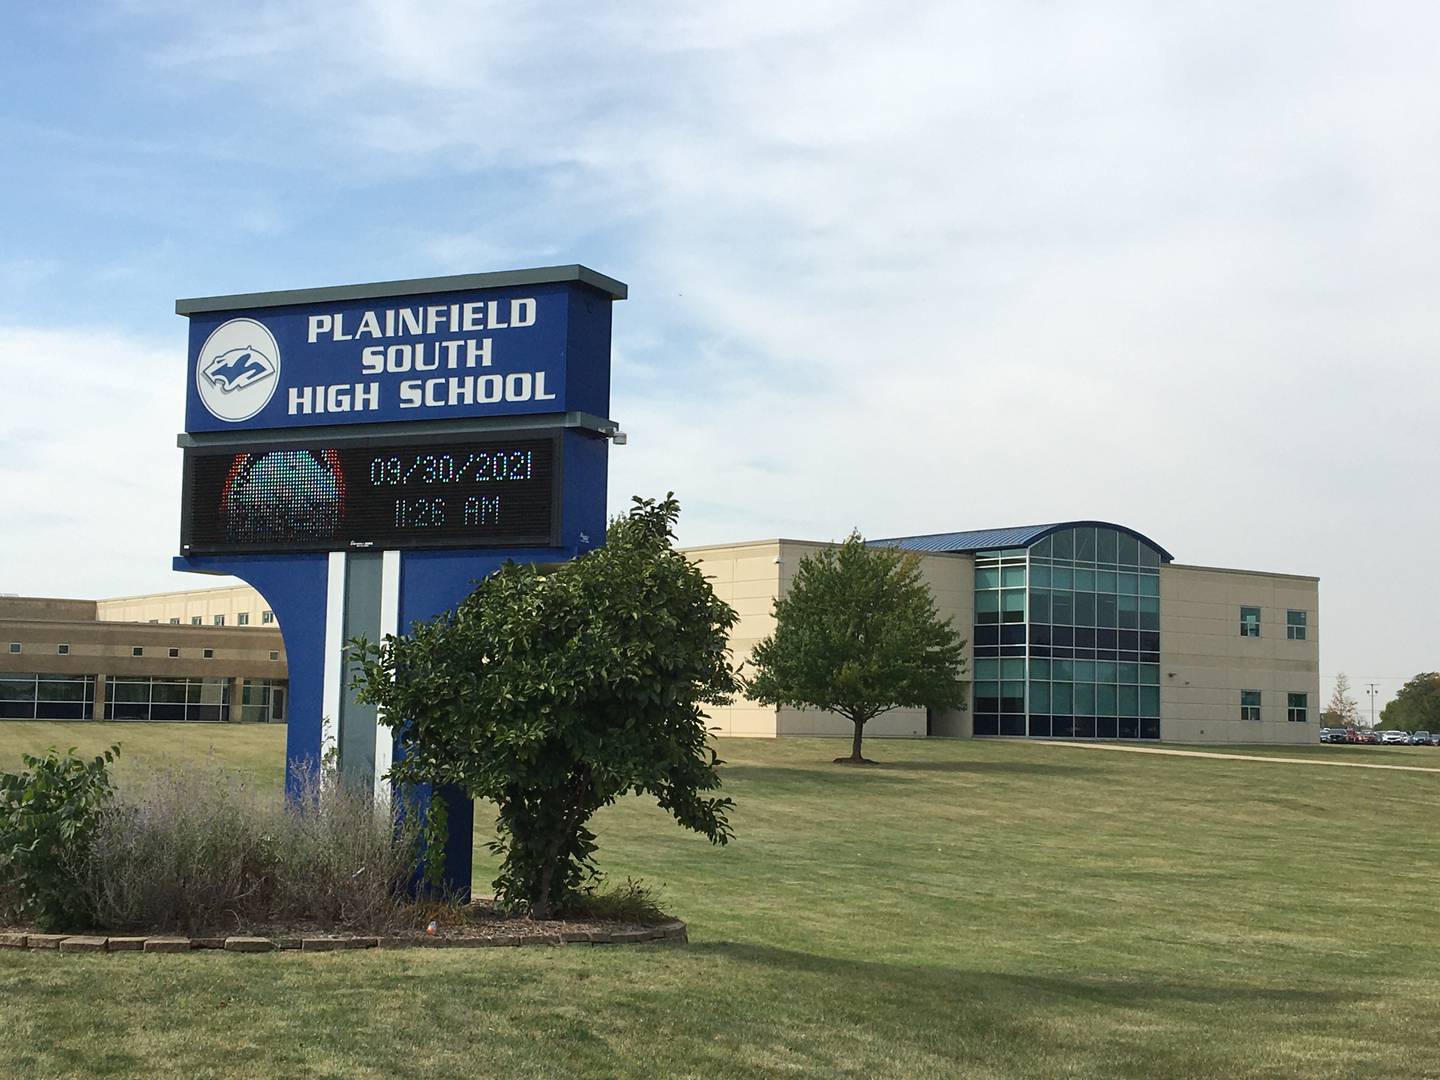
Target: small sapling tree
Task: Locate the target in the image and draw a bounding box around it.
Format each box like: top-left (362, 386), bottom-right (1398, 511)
top-left (745, 532), bottom-right (968, 764)
top-left (351, 495), bottom-right (738, 919)
top-left (1323, 672), bottom-right (1363, 728)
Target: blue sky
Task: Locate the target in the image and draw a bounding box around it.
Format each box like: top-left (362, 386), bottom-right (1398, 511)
top-left (1, 2), bottom-right (1436, 712)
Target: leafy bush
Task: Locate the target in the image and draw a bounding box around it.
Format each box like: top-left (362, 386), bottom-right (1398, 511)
top-left (0, 746), bottom-right (118, 930)
top-left (352, 494), bottom-right (738, 919)
top-left (73, 761), bottom-right (420, 934)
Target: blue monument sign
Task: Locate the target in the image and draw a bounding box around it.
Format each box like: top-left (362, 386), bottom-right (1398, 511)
top-left (174, 266), bottom-right (627, 894)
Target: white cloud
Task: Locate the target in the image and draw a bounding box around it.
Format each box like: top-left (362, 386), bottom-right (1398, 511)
top-left (0, 326), bottom-right (238, 598)
top-left (10, 1), bottom-right (1437, 707)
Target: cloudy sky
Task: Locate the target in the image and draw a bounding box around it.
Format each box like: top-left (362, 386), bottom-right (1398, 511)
top-left (1, 2), bottom-right (1434, 710)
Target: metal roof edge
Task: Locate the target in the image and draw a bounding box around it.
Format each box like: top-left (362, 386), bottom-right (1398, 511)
top-left (1166, 562), bottom-right (1319, 582)
top-left (872, 520), bottom-right (1176, 563)
top-left (176, 264), bottom-right (628, 315)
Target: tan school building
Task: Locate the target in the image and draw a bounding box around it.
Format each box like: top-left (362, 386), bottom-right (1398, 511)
top-left (0, 591), bottom-right (287, 723)
top-left (689, 521), bottom-right (1319, 745)
top-left (4, 519), bottom-right (1318, 744)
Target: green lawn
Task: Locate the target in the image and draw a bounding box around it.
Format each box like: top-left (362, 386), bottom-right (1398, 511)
top-left (3, 723), bottom-right (1439, 1078)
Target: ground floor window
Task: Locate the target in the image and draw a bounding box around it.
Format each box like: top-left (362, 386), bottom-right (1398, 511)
top-left (239, 679), bottom-right (287, 723)
top-left (105, 677), bottom-right (230, 722)
top-left (1287, 692), bottom-right (1308, 722)
top-left (0, 674), bottom-right (96, 720)
top-left (972, 714), bottom-right (1161, 740)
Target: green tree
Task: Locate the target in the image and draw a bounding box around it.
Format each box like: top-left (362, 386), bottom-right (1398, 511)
top-left (351, 495), bottom-right (738, 919)
top-left (1379, 673), bottom-right (1440, 731)
top-left (745, 532), bottom-right (968, 765)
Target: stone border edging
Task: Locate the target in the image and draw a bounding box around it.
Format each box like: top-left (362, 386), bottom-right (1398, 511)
top-left (0, 920), bottom-right (687, 955)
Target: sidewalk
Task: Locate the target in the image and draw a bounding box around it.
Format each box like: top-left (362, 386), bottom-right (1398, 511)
top-left (1028, 740), bottom-right (1440, 774)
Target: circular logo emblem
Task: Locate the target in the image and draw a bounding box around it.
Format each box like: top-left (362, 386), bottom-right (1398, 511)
top-left (195, 318), bottom-right (281, 422)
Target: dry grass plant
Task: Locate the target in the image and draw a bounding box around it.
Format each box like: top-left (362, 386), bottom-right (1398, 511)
top-left (71, 759), bottom-right (419, 934)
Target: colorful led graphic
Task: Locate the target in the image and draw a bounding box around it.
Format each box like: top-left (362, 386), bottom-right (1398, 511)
top-left (182, 436), bottom-right (557, 553)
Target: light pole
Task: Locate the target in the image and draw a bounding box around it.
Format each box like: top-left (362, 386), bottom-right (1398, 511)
top-left (1366, 683), bottom-right (1380, 728)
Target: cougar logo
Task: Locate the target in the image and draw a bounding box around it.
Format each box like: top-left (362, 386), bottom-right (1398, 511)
top-left (195, 318), bottom-right (282, 423)
top-left (203, 346), bottom-right (276, 392)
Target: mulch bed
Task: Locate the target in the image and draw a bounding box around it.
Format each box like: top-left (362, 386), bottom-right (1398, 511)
top-left (0, 900), bottom-right (687, 955)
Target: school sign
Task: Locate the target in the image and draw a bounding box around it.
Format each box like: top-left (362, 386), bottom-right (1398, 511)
top-left (173, 265), bottom-right (627, 893)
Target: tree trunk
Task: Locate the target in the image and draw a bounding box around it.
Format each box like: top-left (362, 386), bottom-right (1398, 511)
top-left (533, 834), bottom-right (560, 920)
top-left (834, 716), bottom-right (875, 764)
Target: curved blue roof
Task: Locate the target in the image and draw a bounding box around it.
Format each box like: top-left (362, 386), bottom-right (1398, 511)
top-left (871, 521), bottom-right (1174, 563)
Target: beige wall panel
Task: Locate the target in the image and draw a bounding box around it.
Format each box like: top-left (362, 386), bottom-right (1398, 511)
top-left (735, 554), bottom-right (780, 580)
top-left (1161, 564), bottom-right (1319, 746)
top-left (729, 595), bottom-right (778, 617)
top-left (929, 708), bottom-right (972, 738)
top-left (693, 560), bottom-right (735, 585)
top-left (775, 705), bottom-right (927, 739)
top-left (99, 584), bottom-right (277, 631)
top-left (726, 545), bottom-right (974, 742)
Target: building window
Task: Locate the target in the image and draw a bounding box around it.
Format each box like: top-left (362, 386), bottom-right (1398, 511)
top-left (0, 674), bottom-right (97, 720)
top-left (191, 616), bottom-right (202, 626)
top-left (213, 615), bottom-right (225, 627)
top-left (1239, 607), bottom-right (1261, 637)
top-left (238, 613), bottom-right (249, 626)
top-left (168, 648), bottom-right (180, 658)
top-left (1286, 610), bottom-right (1307, 641)
top-left (269, 651), bottom-right (280, 661)
top-left (1288, 692), bottom-right (1308, 722)
top-left (8, 643), bottom-right (20, 654)
top-left (1241, 689), bottom-right (1261, 722)
top-left (148, 619), bottom-right (159, 624)
top-left (103, 676), bottom-right (229, 722)
top-left (132, 646), bottom-right (144, 657)
top-left (57, 644), bottom-right (70, 655)
top-left (203, 649), bottom-right (215, 659)
top-left (974, 525), bottom-right (1164, 742)
top-left (261, 610), bottom-right (275, 625)
top-left (169, 618), bottom-right (180, 625)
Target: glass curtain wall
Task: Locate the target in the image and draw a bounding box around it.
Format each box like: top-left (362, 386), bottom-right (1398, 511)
top-left (239, 679), bottom-right (288, 722)
top-left (104, 677), bottom-right (230, 721)
top-left (0, 674), bottom-right (96, 720)
top-left (972, 526), bottom-right (1163, 739)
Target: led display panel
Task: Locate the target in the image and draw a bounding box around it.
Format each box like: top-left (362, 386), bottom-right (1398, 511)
top-left (181, 435), bottom-right (559, 554)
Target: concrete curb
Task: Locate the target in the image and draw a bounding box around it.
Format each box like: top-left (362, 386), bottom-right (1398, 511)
top-left (6, 921), bottom-right (688, 956)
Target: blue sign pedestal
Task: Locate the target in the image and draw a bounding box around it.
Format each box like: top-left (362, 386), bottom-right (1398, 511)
top-left (176, 544), bottom-right (595, 897)
top-left (173, 266), bottom-right (625, 899)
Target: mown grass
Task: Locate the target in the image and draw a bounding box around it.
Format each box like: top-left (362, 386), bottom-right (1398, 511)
top-left (2, 723), bottom-right (1439, 1078)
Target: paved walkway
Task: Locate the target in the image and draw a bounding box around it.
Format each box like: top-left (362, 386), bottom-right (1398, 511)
top-left (1030, 740), bottom-right (1440, 774)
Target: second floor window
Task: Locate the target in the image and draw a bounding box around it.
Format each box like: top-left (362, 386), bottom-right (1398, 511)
top-left (1240, 607), bottom-right (1261, 637)
top-left (1286, 610), bottom-right (1307, 640)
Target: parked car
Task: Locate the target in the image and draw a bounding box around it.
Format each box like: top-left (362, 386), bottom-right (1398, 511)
top-left (1361, 729), bottom-right (1383, 744)
top-left (1381, 730), bottom-right (1411, 745)
top-left (1410, 731), bottom-right (1434, 745)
